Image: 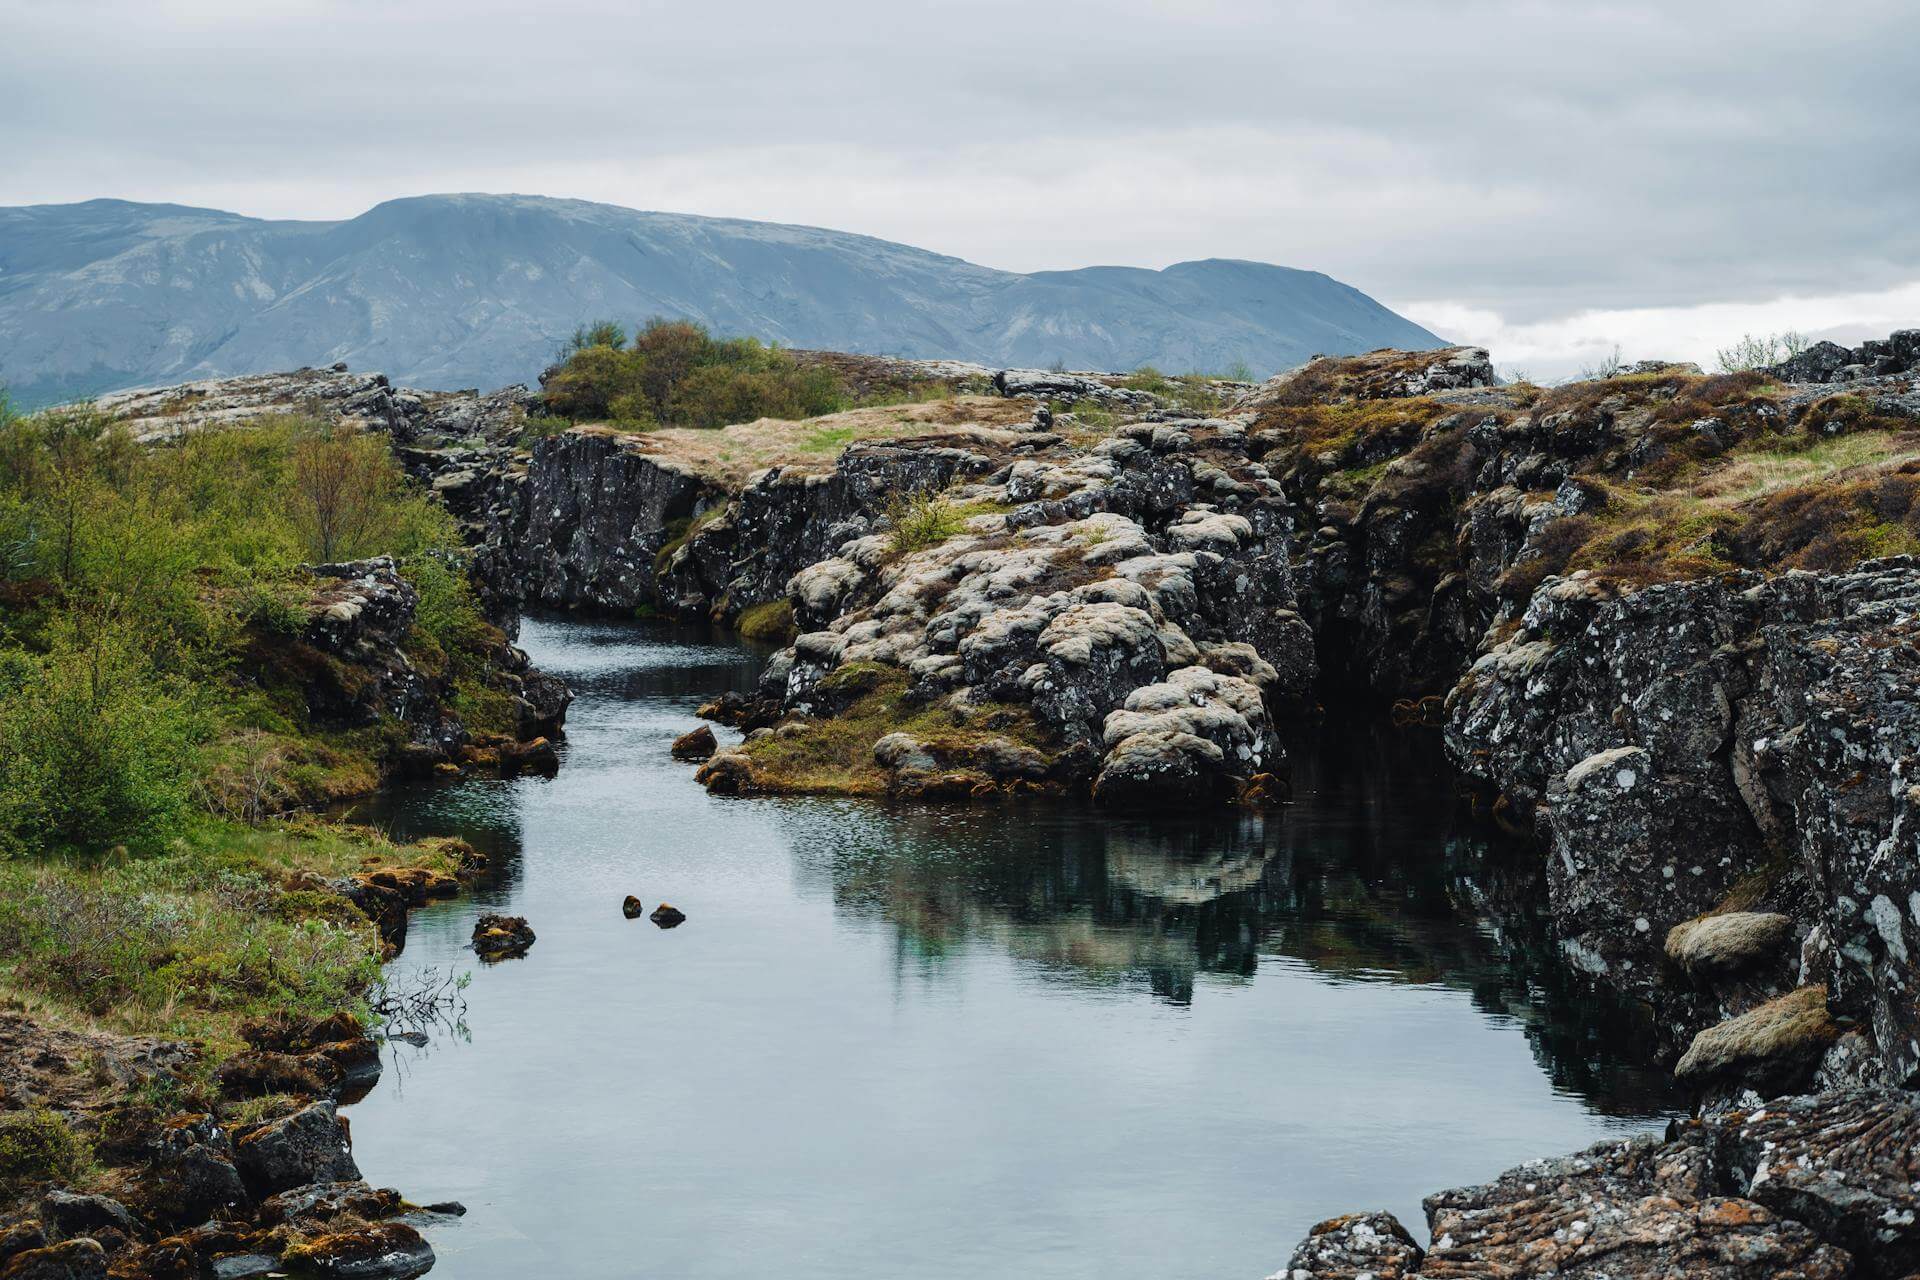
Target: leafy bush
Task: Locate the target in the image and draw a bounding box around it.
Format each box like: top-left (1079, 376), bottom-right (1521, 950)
top-left (542, 317), bottom-right (846, 427)
top-left (0, 1110), bottom-right (91, 1202)
top-left (887, 491), bottom-right (967, 555)
top-left (0, 637), bottom-right (204, 855)
top-left (564, 320), bottom-right (628, 357)
top-left (0, 407), bottom-right (485, 838)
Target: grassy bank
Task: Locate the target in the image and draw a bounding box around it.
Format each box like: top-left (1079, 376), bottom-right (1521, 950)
top-left (0, 392), bottom-right (503, 1214)
top-left (0, 400), bottom-right (505, 854)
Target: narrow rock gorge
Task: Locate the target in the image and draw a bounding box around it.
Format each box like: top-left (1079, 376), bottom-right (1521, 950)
top-left (29, 331), bottom-right (1920, 1278)
top-left (455, 335), bottom-right (1920, 1277)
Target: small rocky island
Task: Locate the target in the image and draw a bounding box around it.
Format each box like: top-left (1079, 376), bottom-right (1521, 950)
top-left (5, 329), bottom-right (1920, 1277)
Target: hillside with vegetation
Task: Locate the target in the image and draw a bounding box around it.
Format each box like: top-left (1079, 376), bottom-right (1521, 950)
top-left (0, 392), bottom-right (565, 1276)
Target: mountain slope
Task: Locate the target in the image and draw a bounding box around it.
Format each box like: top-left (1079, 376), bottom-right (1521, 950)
top-left (0, 194), bottom-right (1443, 405)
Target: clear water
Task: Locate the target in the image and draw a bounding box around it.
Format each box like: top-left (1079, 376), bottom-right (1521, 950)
top-left (341, 615), bottom-right (1680, 1279)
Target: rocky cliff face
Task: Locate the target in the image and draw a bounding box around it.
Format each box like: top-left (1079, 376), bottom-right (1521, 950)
top-left (1447, 565), bottom-right (1920, 1091)
top-left (100, 338), bottom-right (1920, 1276)
top-left (1274, 337), bottom-right (1920, 1275)
top-left (480, 393), bottom-right (1318, 807)
top-left (260, 556), bottom-right (570, 786)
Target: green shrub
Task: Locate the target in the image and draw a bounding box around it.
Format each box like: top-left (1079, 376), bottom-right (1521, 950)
top-left (0, 1109), bottom-right (91, 1201)
top-left (541, 317), bottom-right (847, 427)
top-left (887, 491), bottom-right (967, 555)
top-left (0, 637), bottom-right (205, 855)
top-left (564, 320), bottom-right (628, 356)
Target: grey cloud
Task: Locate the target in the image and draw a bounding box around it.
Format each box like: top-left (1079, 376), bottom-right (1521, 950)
top-left (2, 0), bottom-right (1916, 320)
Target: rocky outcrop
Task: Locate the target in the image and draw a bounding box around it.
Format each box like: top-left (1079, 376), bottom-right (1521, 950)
top-left (670, 725), bottom-right (717, 761)
top-left (93, 363), bottom-right (532, 447)
top-left (475, 429), bottom-right (722, 613)
top-left (684, 418), bottom-right (1314, 804)
top-left (1281, 1086), bottom-right (1920, 1278)
top-left (232, 1102), bottom-right (359, 1198)
top-left (1770, 329), bottom-right (1920, 383)
top-left (471, 913), bottom-right (536, 960)
top-left (1447, 562), bottom-right (1920, 1087)
top-left (991, 368), bottom-right (1158, 409)
top-left (264, 556), bottom-right (570, 786)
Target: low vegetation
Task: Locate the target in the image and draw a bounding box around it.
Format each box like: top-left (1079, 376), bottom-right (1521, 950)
top-left (727, 664), bottom-right (1055, 796)
top-left (0, 407), bottom-right (497, 854)
top-left (0, 822), bottom-right (460, 1046)
top-left (620, 396), bottom-right (1033, 487)
top-left (734, 599), bottom-right (797, 643)
top-left (1119, 365), bottom-right (1242, 414)
top-left (0, 396), bottom-right (501, 1205)
top-left (540, 317), bottom-right (849, 427)
top-left (1244, 355), bottom-right (1920, 604)
top-left (0, 1109), bottom-right (91, 1204)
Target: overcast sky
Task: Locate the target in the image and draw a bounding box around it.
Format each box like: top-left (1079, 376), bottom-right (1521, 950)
top-left (5, 0), bottom-right (1916, 377)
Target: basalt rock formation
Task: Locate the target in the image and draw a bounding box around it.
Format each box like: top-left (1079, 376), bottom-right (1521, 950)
top-left (269, 556), bottom-right (571, 786)
top-left (1271, 336), bottom-right (1920, 1274)
top-left (1281, 1088), bottom-right (1920, 1279)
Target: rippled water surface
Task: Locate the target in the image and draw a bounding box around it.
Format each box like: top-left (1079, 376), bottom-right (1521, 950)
top-left (342, 616), bottom-right (1680, 1279)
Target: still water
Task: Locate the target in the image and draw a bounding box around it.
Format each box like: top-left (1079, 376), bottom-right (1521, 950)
top-left (343, 616), bottom-right (1680, 1279)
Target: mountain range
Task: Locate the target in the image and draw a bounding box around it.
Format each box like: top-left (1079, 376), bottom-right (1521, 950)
top-left (0, 194), bottom-right (1444, 407)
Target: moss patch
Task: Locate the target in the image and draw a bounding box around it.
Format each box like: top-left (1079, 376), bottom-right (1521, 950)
top-left (735, 599), bottom-right (797, 643)
top-left (730, 667), bottom-right (1055, 796)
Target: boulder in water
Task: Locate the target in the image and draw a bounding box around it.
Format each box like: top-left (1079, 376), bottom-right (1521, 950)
top-left (670, 725), bottom-right (717, 761)
top-left (471, 914), bottom-right (536, 960)
top-left (650, 904), bottom-right (686, 929)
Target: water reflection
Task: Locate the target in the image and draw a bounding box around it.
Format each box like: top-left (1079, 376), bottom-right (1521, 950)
top-left (765, 733), bottom-right (1675, 1115)
top-left (341, 616), bottom-right (1679, 1280)
top-left (349, 616), bottom-right (1679, 1117)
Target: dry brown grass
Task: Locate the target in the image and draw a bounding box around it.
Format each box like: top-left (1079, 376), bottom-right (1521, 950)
top-left (593, 396), bottom-right (1034, 487)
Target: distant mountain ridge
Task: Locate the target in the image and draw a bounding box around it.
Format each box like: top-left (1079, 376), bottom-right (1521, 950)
top-left (0, 194), bottom-right (1445, 407)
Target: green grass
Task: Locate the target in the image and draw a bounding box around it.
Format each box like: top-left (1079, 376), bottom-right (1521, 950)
top-left (800, 424), bottom-right (864, 453)
top-left (0, 818), bottom-right (459, 1047)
